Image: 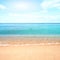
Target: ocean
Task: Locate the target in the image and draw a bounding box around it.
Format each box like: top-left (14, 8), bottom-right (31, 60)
top-left (0, 23), bottom-right (60, 35)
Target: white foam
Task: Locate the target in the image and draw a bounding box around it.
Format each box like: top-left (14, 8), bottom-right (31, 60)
top-left (0, 44), bottom-right (10, 46)
top-left (0, 43), bottom-right (60, 46)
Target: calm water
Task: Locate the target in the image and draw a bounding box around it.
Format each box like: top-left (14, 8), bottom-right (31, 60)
top-left (0, 23), bottom-right (60, 35)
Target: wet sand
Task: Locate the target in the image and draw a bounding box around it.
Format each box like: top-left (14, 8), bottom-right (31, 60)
top-left (0, 36), bottom-right (60, 60)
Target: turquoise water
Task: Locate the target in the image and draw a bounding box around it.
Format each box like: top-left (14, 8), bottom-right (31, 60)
top-left (0, 23), bottom-right (60, 35)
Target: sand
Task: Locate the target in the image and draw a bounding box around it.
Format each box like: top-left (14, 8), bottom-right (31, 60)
top-left (0, 36), bottom-right (60, 60)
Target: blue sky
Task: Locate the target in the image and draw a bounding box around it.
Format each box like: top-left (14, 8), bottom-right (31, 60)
top-left (0, 0), bottom-right (60, 23)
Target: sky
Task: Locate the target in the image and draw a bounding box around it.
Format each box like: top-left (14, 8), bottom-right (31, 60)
top-left (0, 0), bottom-right (60, 23)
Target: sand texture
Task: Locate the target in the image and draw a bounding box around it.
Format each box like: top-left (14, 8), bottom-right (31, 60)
top-left (0, 36), bottom-right (60, 60)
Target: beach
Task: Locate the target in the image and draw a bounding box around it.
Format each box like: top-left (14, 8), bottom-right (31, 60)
top-left (0, 36), bottom-right (60, 60)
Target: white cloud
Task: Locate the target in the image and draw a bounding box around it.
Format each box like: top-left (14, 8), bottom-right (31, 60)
top-left (0, 14), bottom-right (60, 23)
top-left (53, 3), bottom-right (60, 9)
top-left (13, 2), bottom-right (29, 10)
top-left (8, 13), bottom-right (42, 18)
top-left (0, 4), bottom-right (6, 10)
top-left (8, 2), bottom-right (35, 11)
top-left (3, 12), bottom-right (59, 23)
top-left (41, 0), bottom-right (60, 10)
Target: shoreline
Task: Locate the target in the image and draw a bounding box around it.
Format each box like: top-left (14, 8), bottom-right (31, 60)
top-left (0, 36), bottom-right (60, 46)
top-left (0, 34), bottom-right (60, 37)
top-left (0, 43), bottom-right (60, 47)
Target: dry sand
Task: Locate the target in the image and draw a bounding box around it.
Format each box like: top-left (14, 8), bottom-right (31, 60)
top-left (0, 36), bottom-right (60, 60)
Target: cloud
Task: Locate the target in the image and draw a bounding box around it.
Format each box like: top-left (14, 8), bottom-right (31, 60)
top-left (8, 2), bottom-right (36, 11)
top-left (40, 0), bottom-right (60, 10)
top-left (53, 3), bottom-right (60, 9)
top-left (0, 0), bottom-right (60, 23)
top-left (8, 13), bottom-right (42, 19)
top-left (0, 12), bottom-right (60, 23)
top-left (13, 2), bottom-right (29, 10)
top-left (0, 4), bottom-right (6, 10)
top-left (5, 12), bottom-right (60, 23)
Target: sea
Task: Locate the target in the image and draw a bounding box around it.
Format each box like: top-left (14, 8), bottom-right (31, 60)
top-left (0, 23), bottom-right (60, 37)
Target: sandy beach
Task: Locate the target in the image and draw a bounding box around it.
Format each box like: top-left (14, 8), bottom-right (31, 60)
top-left (0, 36), bottom-right (60, 60)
